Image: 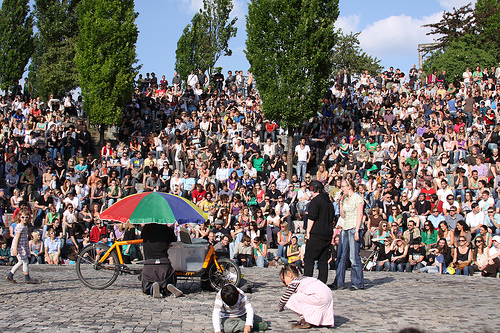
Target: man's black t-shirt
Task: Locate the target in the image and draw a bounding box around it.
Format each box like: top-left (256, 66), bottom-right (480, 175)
top-left (213, 227), bottom-right (230, 242)
top-left (36, 194), bottom-right (53, 208)
top-left (308, 192), bottom-right (334, 241)
top-left (142, 224), bottom-right (177, 260)
top-left (408, 246), bottom-right (426, 262)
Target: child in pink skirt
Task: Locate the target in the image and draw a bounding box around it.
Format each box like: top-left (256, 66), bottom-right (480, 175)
top-left (278, 265), bottom-right (334, 329)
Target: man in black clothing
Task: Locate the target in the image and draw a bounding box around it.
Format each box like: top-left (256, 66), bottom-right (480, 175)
top-left (141, 223), bottom-right (183, 298)
top-left (304, 181), bottom-right (335, 283)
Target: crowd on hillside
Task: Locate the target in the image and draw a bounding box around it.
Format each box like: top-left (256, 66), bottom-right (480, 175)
top-left (0, 64), bottom-right (500, 278)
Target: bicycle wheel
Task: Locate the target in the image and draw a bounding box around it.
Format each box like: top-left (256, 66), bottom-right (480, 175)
top-left (208, 258), bottom-right (241, 291)
top-left (76, 243), bottom-right (119, 289)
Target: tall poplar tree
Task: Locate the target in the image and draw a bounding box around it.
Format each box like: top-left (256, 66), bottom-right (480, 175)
top-left (29, 0), bottom-right (80, 100)
top-left (175, 0), bottom-right (238, 81)
top-left (75, 0), bottom-right (139, 145)
top-left (246, 0), bottom-right (338, 178)
top-left (0, 0), bottom-right (34, 93)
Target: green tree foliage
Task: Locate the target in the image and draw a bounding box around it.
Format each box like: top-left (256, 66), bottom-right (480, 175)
top-left (175, 12), bottom-right (205, 81)
top-left (75, 0), bottom-right (139, 144)
top-left (29, 0), bottom-right (80, 100)
top-left (246, 0), bottom-right (338, 177)
top-left (422, 4), bottom-right (476, 52)
top-left (175, 0), bottom-right (238, 80)
top-left (423, 35), bottom-right (496, 83)
top-left (422, 1), bottom-right (500, 84)
top-left (0, 0), bottom-right (34, 92)
top-left (332, 29), bottom-right (382, 76)
top-left (475, 0), bottom-right (500, 53)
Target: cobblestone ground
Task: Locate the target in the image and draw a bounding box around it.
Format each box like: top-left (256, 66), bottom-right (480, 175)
top-left (0, 264), bottom-right (498, 332)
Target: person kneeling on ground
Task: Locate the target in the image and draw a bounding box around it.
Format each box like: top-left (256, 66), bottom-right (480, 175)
top-left (141, 223), bottom-right (183, 298)
top-left (278, 265), bottom-right (334, 329)
top-left (212, 284), bottom-right (267, 333)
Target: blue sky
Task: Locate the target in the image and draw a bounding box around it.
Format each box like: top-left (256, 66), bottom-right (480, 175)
top-left (135, 0), bottom-right (475, 80)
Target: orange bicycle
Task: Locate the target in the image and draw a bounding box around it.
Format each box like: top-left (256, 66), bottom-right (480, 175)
top-left (76, 239), bottom-right (241, 291)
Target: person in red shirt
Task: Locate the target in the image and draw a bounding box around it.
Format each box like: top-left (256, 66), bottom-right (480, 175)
top-left (429, 194), bottom-right (443, 213)
top-left (90, 219), bottom-right (107, 243)
top-left (419, 180), bottom-right (436, 201)
top-left (191, 183), bottom-right (206, 203)
top-left (100, 141), bottom-right (113, 161)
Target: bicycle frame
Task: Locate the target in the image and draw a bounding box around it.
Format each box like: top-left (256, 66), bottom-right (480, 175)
top-left (98, 239), bottom-right (143, 265)
top-left (98, 239), bottom-right (223, 275)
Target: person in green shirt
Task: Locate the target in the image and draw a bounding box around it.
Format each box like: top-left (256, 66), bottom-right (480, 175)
top-left (252, 151), bottom-right (265, 183)
top-left (366, 137), bottom-right (378, 153)
top-left (405, 150), bottom-right (419, 170)
top-left (421, 221), bottom-right (438, 254)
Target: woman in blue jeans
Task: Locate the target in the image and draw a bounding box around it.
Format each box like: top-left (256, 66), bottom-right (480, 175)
top-left (375, 239), bottom-right (393, 271)
top-left (453, 236), bottom-right (472, 275)
top-left (274, 222), bottom-right (292, 264)
top-left (253, 237), bottom-right (268, 268)
top-left (389, 237), bottom-right (409, 272)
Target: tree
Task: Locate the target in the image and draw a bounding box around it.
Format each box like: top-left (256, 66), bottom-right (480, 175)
top-left (175, 12), bottom-right (205, 81)
top-left (475, 0), bottom-right (500, 55)
top-left (0, 0), bottom-right (34, 93)
top-left (29, 0), bottom-right (80, 100)
top-left (422, 0), bottom-right (500, 84)
top-left (423, 35), bottom-right (497, 84)
top-left (246, 0), bottom-right (338, 179)
top-left (332, 29), bottom-right (382, 76)
top-left (422, 4), bottom-right (476, 52)
top-left (75, 0), bottom-right (140, 145)
top-left (175, 0), bottom-right (237, 81)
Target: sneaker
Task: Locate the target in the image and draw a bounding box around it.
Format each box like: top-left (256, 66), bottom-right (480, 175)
top-left (255, 321), bottom-right (268, 331)
top-left (349, 286), bottom-right (364, 291)
top-left (328, 284), bottom-right (344, 290)
top-left (166, 284), bottom-right (183, 298)
top-left (5, 275), bottom-right (16, 284)
top-left (152, 282), bottom-right (162, 298)
top-left (25, 278), bottom-right (39, 284)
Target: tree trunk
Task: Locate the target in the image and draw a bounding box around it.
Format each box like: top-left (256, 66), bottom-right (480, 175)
top-left (99, 124), bottom-right (106, 148)
top-left (287, 125), bottom-right (295, 182)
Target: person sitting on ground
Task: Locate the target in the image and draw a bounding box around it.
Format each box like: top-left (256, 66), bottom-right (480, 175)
top-left (278, 265), bottom-right (334, 329)
top-left (212, 284), bottom-right (267, 333)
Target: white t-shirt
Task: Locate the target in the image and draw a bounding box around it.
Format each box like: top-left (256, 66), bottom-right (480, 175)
top-left (436, 188), bottom-right (453, 203)
top-left (466, 211), bottom-right (485, 229)
top-left (63, 210), bottom-right (76, 225)
top-left (478, 198), bottom-right (495, 213)
top-left (295, 145), bottom-right (310, 162)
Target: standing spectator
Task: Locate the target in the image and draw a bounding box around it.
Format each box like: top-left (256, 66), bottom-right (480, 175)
top-left (303, 181), bottom-right (334, 284)
top-left (294, 137), bottom-right (310, 182)
top-left (332, 178), bottom-right (364, 290)
top-left (6, 209), bottom-right (39, 283)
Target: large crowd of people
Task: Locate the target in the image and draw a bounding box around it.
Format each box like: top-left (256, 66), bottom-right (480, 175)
top-left (1, 63), bottom-right (500, 279)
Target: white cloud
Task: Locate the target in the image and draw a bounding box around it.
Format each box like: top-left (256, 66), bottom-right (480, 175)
top-left (177, 0), bottom-right (203, 13)
top-left (335, 14), bottom-right (361, 34)
top-left (438, 0), bottom-right (476, 10)
top-left (358, 12), bottom-right (443, 59)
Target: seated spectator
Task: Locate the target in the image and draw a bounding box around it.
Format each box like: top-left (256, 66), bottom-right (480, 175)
top-left (214, 234), bottom-right (230, 258)
top-left (406, 240), bottom-right (426, 272)
top-left (233, 235), bottom-right (253, 267)
top-left (44, 228), bottom-right (62, 265)
top-left (252, 237), bottom-right (268, 268)
top-left (452, 236), bottom-right (473, 276)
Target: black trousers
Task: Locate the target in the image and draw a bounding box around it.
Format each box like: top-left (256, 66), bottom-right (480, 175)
top-left (304, 238), bottom-right (331, 284)
top-left (141, 258), bottom-right (176, 296)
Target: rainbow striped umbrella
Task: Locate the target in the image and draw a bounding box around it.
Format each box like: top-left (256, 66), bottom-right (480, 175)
top-left (100, 192), bottom-right (208, 225)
